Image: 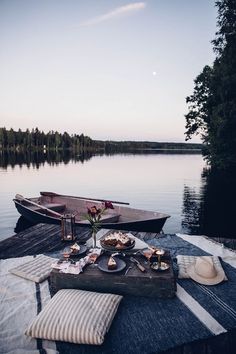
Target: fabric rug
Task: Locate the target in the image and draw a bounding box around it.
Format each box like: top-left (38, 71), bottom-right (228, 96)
top-left (1, 233), bottom-right (236, 354)
top-left (55, 233), bottom-right (236, 354)
top-left (0, 255), bottom-right (58, 354)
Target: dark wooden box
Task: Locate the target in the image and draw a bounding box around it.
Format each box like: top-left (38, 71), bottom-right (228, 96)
top-left (50, 253), bottom-right (176, 298)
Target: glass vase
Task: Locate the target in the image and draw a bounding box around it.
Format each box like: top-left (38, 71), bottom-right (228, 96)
top-left (92, 230), bottom-right (97, 248)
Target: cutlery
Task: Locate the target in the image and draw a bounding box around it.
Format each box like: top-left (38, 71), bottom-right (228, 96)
top-left (130, 257), bottom-right (146, 272)
top-left (124, 266), bottom-right (132, 275)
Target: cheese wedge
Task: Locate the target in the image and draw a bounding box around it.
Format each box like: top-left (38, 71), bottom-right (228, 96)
top-left (107, 256), bottom-right (117, 270)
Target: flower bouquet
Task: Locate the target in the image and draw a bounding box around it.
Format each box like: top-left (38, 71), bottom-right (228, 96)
top-left (86, 201), bottom-right (114, 248)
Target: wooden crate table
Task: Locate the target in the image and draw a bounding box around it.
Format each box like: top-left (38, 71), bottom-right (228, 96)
top-left (50, 252), bottom-right (176, 298)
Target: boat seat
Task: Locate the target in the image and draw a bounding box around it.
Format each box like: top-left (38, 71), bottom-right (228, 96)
top-left (80, 213), bottom-right (120, 224)
top-left (43, 203), bottom-right (66, 212)
top-left (28, 204), bottom-right (65, 214)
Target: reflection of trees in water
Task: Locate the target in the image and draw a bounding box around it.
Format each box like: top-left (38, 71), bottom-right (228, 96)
top-left (182, 168), bottom-right (236, 238)
top-left (0, 150), bottom-right (94, 169)
top-left (182, 186), bottom-right (203, 234)
top-left (0, 150), bottom-right (202, 169)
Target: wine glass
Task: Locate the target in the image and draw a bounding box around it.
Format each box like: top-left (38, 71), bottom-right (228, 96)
top-left (61, 247), bottom-right (71, 261)
top-left (89, 252), bottom-right (98, 263)
top-left (142, 248), bottom-right (153, 266)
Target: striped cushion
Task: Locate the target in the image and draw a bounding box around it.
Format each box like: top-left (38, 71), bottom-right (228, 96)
top-left (9, 255), bottom-right (55, 283)
top-left (25, 289), bottom-right (123, 345)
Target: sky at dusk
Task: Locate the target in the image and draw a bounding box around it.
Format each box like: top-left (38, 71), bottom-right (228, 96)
top-left (0, 0), bottom-right (217, 142)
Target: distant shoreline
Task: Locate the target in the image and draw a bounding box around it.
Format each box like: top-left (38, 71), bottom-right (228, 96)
top-left (0, 127), bottom-right (202, 152)
top-left (128, 148), bottom-right (202, 151)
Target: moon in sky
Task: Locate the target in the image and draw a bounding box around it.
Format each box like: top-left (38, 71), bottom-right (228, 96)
top-left (152, 71), bottom-right (157, 76)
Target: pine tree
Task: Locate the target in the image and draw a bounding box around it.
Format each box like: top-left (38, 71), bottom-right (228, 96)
top-left (185, 0), bottom-right (236, 169)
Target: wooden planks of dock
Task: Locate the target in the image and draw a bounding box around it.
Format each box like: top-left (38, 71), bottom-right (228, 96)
top-left (0, 224), bottom-right (92, 259)
top-left (0, 223), bottom-right (235, 260)
top-left (0, 224), bottom-right (165, 259)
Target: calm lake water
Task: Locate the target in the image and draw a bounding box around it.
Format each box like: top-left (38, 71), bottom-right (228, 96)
top-left (0, 151), bottom-right (235, 241)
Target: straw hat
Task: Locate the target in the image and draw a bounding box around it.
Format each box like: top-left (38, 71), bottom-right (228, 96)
top-left (187, 257), bottom-right (225, 285)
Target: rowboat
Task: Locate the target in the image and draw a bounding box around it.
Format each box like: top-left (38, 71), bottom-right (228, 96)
top-left (13, 192), bottom-right (170, 233)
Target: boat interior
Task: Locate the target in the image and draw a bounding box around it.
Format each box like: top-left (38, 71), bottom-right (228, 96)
top-left (23, 194), bottom-right (168, 223)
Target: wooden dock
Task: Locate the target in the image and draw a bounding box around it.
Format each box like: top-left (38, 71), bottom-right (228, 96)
top-left (1, 224), bottom-right (236, 354)
top-left (0, 223), bottom-right (235, 259)
top-left (0, 224), bottom-right (92, 259)
top-left (0, 224), bottom-right (161, 259)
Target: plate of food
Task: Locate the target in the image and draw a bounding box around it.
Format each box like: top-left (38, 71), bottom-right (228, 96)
top-left (100, 231), bottom-right (135, 251)
top-left (68, 243), bottom-right (87, 257)
top-left (97, 256), bottom-right (126, 273)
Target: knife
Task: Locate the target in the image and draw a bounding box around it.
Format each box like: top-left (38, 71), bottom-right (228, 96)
top-left (130, 257), bottom-right (146, 272)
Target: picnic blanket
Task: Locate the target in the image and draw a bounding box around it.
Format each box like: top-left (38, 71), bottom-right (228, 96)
top-left (0, 256), bottom-right (58, 354)
top-left (0, 233), bottom-right (236, 354)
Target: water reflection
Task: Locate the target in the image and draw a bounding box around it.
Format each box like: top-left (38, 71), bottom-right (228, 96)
top-left (182, 168), bottom-right (236, 238)
top-left (0, 150), bottom-right (94, 169)
top-left (14, 216), bottom-right (36, 233)
top-left (182, 186), bottom-right (202, 234)
top-left (2, 150), bottom-right (235, 240)
top-left (0, 149), bottom-right (202, 170)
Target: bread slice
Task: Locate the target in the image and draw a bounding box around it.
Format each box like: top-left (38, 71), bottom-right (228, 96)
top-left (107, 256), bottom-right (117, 270)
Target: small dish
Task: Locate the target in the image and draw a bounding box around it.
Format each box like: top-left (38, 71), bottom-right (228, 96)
top-left (97, 256), bottom-right (126, 273)
top-left (150, 261), bottom-right (170, 271)
top-left (62, 244), bottom-right (87, 258)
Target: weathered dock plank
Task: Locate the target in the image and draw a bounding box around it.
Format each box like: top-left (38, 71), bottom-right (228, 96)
top-left (0, 224), bottom-right (91, 259)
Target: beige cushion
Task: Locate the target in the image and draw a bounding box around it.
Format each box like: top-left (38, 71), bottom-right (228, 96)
top-left (177, 255), bottom-right (227, 280)
top-left (25, 289), bottom-right (123, 345)
top-left (9, 255), bottom-right (55, 283)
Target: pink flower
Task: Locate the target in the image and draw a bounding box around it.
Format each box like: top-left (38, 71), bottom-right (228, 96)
top-left (87, 206), bottom-right (101, 217)
top-left (104, 201), bottom-right (114, 209)
top-left (86, 201), bottom-right (114, 233)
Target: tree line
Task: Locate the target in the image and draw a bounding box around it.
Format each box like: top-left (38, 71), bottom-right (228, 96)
top-left (0, 127), bottom-right (94, 152)
top-left (0, 127), bottom-right (202, 153)
top-left (185, 0), bottom-right (236, 170)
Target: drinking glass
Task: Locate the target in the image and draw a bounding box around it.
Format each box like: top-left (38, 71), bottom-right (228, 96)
top-left (142, 248), bottom-right (153, 266)
top-left (89, 252), bottom-right (98, 263)
top-left (61, 247), bottom-right (71, 261)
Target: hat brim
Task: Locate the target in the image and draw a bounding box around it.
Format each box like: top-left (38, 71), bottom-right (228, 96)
top-left (187, 264), bottom-right (225, 286)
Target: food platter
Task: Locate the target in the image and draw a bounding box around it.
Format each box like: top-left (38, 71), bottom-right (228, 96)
top-left (100, 232), bottom-right (135, 252)
top-left (100, 241), bottom-right (135, 252)
top-left (97, 256), bottom-right (126, 273)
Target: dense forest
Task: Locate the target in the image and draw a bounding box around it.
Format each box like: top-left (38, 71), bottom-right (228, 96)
top-left (0, 127), bottom-right (202, 153)
top-left (0, 127), bottom-right (94, 152)
top-left (185, 0), bottom-right (236, 170)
